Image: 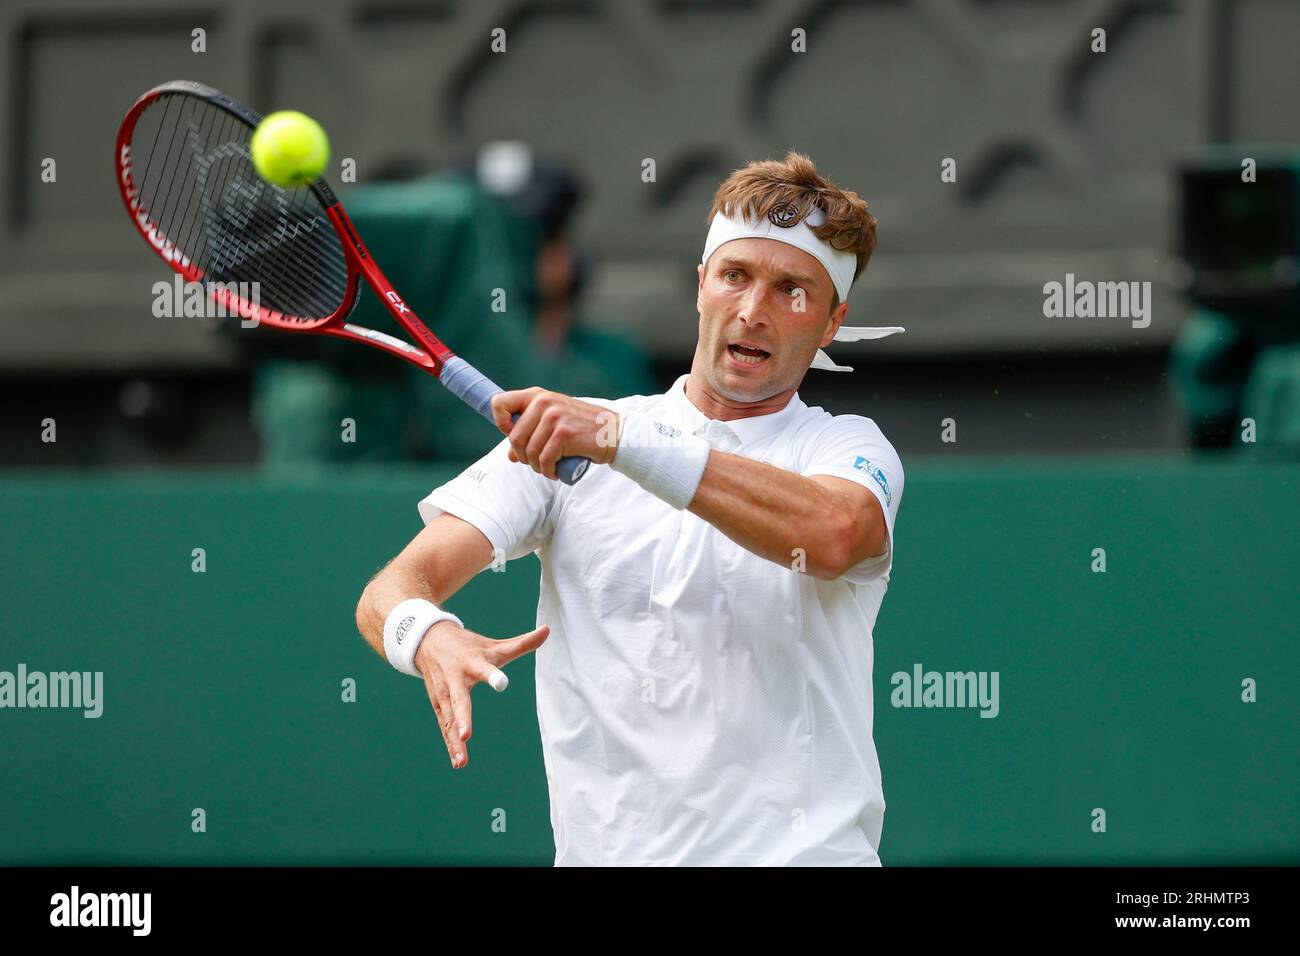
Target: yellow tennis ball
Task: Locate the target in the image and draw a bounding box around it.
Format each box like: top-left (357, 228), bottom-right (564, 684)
top-left (250, 110), bottom-right (330, 188)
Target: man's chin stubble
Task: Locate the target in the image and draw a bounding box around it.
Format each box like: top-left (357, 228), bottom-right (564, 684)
top-left (711, 363), bottom-right (784, 404)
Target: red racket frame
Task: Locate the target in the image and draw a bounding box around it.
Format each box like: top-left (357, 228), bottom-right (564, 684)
top-left (115, 79), bottom-right (452, 375)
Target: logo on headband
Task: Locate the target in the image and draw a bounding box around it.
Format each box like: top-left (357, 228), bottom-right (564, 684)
top-left (768, 202), bottom-right (805, 228)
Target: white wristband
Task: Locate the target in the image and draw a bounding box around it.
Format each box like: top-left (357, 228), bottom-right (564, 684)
top-left (609, 410), bottom-right (711, 510)
top-left (383, 598), bottom-right (463, 678)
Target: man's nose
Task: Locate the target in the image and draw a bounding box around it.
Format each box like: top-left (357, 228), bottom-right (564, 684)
top-left (737, 283), bottom-right (773, 325)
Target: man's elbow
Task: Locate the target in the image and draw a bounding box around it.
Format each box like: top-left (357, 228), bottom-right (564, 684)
top-left (354, 585), bottom-right (369, 638)
top-left (810, 510), bottom-right (885, 581)
top-left (355, 575), bottom-right (384, 644)
top-left (808, 513), bottom-right (859, 581)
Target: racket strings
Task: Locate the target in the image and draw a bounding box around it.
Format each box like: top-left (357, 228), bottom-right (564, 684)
top-left (221, 173), bottom-right (348, 319)
top-left (173, 100), bottom-right (228, 275)
top-left (126, 92), bottom-right (349, 322)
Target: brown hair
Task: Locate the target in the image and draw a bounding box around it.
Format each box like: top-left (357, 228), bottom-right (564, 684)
top-left (706, 151), bottom-right (878, 306)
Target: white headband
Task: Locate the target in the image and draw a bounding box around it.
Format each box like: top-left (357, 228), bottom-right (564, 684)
top-left (701, 207), bottom-right (904, 372)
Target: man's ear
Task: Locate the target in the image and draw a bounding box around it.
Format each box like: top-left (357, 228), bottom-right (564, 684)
top-left (696, 263), bottom-right (705, 311)
top-left (821, 300), bottom-right (849, 347)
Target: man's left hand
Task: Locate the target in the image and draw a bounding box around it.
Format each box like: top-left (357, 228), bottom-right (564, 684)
top-left (490, 388), bottom-right (621, 480)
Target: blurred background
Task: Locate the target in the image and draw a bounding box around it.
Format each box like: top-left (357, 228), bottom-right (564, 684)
top-left (5, 0), bottom-right (1300, 465)
top-left (1, 0), bottom-right (1297, 866)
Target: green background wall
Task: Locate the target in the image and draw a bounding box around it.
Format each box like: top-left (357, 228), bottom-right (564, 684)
top-left (2, 459), bottom-right (1297, 865)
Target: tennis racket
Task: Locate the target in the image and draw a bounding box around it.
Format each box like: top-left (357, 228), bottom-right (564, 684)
top-left (115, 79), bottom-right (590, 484)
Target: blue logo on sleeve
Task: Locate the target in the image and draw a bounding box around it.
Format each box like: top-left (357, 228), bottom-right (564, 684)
top-left (852, 456), bottom-right (891, 505)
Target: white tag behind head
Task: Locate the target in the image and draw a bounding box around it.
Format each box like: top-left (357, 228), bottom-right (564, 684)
top-left (833, 325), bottom-right (906, 342)
top-left (811, 326), bottom-right (906, 372)
top-left (811, 349), bottom-right (854, 372)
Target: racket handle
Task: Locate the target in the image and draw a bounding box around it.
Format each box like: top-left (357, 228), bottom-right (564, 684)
top-left (440, 357), bottom-right (591, 486)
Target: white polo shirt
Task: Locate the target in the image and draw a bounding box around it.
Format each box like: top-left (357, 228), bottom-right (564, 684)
top-left (418, 373), bottom-right (904, 866)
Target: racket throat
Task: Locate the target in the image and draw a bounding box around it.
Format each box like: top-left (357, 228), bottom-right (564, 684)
top-left (338, 324), bottom-right (437, 365)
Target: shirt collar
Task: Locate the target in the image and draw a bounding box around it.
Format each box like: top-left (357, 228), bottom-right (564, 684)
top-left (658, 373), bottom-right (807, 447)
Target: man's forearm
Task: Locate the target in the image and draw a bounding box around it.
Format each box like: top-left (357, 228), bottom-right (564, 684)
top-left (686, 450), bottom-right (849, 578)
top-left (356, 513), bottom-right (498, 661)
top-left (356, 565), bottom-right (439, 660)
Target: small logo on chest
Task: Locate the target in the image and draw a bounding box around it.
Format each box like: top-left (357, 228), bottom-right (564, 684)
top-left (653, 420), bottom-right (681, 439)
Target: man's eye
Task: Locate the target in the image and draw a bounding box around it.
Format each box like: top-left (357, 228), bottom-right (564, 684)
top-left (724, 270), bottom-right (741, 281)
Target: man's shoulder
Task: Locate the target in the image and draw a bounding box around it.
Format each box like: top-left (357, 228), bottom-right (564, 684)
top-left (792, 405), bottom-right (902, 477)
top-left (793, 401), bottom-right (892, 445)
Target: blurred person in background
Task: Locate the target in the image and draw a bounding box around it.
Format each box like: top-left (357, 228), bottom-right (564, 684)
top-left (455, 142), bottom-right (655, 398)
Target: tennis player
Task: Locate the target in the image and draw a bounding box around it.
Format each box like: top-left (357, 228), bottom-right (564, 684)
top-left (356, 151), bottom-right (905, 866)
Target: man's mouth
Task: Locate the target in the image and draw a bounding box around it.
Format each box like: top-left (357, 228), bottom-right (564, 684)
top-left (727, 343), bottom-right (771, 366)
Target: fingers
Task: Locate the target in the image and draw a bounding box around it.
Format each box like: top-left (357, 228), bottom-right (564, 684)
top-left (508, 396), bottom-right (547, 471)
top-left (421, 662), bottom-right (468, 769)
top-left (527, 415), bottom-right (566, 481)
top-left (500, 393), bottom-right (611, 475)
top-left (415, 623), bottom-right (552, 771)
top-left (491, 388), bottom-right (542, 436)
top-left (489, 391), bottom-right (520, 434)
top-left (483, 624), bottom-right (551, 668)
top-left (498, 390), bottom-right (570, 477)
top-left (538, 435), bottom-right (567, 481)
top-left (446, 678), bottom-right (473, 746)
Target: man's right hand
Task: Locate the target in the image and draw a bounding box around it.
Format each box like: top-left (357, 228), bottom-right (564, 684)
top-left (414, 620), bottom-right (551, 769)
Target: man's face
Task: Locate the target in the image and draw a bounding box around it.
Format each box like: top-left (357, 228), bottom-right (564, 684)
top-left (695, 237), bottom-right (847, 403)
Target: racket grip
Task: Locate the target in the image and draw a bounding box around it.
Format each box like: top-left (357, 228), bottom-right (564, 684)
top-left (439, 357), bottom-right (591, 486)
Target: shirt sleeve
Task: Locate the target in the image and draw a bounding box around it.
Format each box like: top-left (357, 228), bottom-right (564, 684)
top-left (418, 436), bottom-right (560, 565)
top-left (800, 415), bottom-right (904, 585)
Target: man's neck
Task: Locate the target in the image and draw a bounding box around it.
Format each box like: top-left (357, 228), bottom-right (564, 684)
top-left (683, 368), bottom-right (796, 422)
